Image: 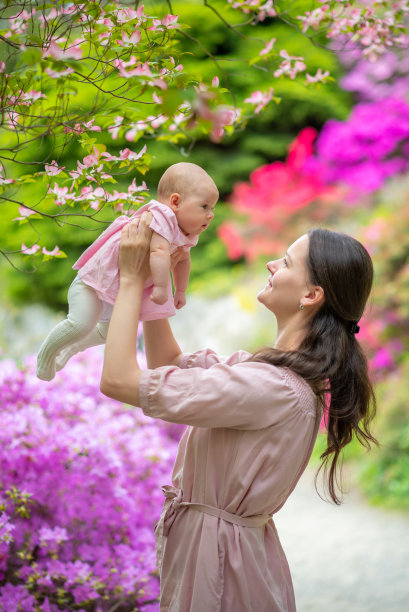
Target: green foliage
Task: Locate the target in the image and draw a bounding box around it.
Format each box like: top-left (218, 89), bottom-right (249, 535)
top-left (358, 359), bottom-right (409, 511)
top-left (1, 0), bottom-right (353, 309)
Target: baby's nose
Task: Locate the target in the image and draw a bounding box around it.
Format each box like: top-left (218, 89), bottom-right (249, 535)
top-left (207, 210), bottom-right (214, 220)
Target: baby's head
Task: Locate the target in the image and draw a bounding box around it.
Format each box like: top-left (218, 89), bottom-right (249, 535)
top-left (157, 162), bottom-right (219, 235)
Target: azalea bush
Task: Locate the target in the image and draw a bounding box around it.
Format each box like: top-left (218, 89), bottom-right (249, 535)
top-left (217, 126), bottom-right (344, 261)
top-left (0, 346), bottom-right (183, 611)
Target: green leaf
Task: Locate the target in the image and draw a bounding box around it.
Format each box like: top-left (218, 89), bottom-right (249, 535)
top-left (160, 89), bottom-right (184, 116)
top-left (21, 48), bottom-right (42, 66)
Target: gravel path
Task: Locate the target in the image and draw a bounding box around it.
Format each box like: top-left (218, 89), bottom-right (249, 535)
top-left (274, 470), bottom-right (409, 612)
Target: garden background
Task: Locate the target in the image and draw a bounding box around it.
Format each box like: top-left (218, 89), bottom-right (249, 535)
top-left (1, 1), bottom-right (409, 610)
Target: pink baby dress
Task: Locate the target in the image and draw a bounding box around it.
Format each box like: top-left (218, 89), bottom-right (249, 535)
top-left (138, 348), bottom-right (322, 612)
top-left (72, 200), bottom-right (199, 321)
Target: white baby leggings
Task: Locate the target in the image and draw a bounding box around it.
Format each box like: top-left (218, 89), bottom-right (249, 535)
top-left (36, 278), bottom-right (113, 381)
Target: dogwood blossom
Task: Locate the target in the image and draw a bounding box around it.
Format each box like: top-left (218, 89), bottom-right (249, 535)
top-left (244, 88), bottom-right (274, 113)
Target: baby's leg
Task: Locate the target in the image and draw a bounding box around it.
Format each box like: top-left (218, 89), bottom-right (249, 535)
top-left (55, 321), bottom-right (109, 371)
top-left (150, 232), bottom-right (171, 305)
top-left (36, 280), bottom-right (102, 381)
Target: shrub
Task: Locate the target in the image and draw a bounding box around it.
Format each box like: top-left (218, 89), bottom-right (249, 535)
top-left (0, 348), bottom-right (182, 611)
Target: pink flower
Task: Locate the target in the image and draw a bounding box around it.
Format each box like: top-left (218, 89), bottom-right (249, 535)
top-left (119, 29), bottom-right (142, 46)
top-left (45, 41), bottom-right (83, 60)
top-left (48, 183), bottom-right (69, 205)
top-left (102, 145), bottom-right (147, 162)
top-left (108, 116), bottom-right (124, 140)
top-left (44, 160), bottom-right (65, 176)
top-left (21, 90), bottom-right (46, 105)
top-left (371, 347), bottom-right (394, 370)
top-left (274, 50), bottom-right (306, 79)
top-left (63, 123), bottom-right (85, 134)
top-left (162, 14), bottom-right (179, 27)
top-left (13, 206), bottom-right (37, 221)
top-left (244, 88), bottom-right (274, 113)
top-left (116, 60), bottom-right (152, 78)
top-left (217, 222), bottom-right (244, 260)
top-left (150, 14), bottom-right (179, 30)
top-left (212, 76), bottom-right (220, 87)
top-left (306, 68), bottom-right (330, 84)
top-left (82, 119), bottom-right (101, 132)
top-left (41, 246), bottom-right (63, 257)
top-left (45, 67), bottom-right (74, 79)
top-left (82, 148), bottom-right (100, 167)
top-left (152, 78), bottom-right (167, 90)
top-left (210, 107), bottom-right (238, 142)
top-left (128, 179), bottom-right (148, 194)
top-left (0, 176), bottom-right (15, 185)
top-left (114, 5), bottom-right (145, 24)
top-left (297, 5), bottom-right (329, 33)
top-left (125, 127), bottom-right (142, 141)
top-left (259, 38), bottom-right (276, 57)
top-left (21, 243), bottom-right (40, 255)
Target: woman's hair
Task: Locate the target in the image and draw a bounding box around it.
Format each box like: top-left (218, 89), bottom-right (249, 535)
top-left (251, 228), bottom-right (378, 504)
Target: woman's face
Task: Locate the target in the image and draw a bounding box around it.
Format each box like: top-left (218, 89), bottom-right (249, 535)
top-left (257, 234), bottom-right (311, 319)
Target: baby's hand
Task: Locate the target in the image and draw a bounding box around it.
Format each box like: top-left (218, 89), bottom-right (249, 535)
top-left (174, 290), bottom-right (186, 310)
top-left (151, 285), bottom-right (168, 305)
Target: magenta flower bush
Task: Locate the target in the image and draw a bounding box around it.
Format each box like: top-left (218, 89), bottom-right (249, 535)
top-left (0, 348), bottom-right (181, 611)
top-left (310, 97), bottom-right (409, 196)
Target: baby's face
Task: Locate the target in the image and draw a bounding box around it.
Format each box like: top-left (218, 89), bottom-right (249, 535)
top-left (175, 185), bottom-right (218, 235)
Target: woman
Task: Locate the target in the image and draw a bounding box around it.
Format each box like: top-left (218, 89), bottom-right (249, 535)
top-left (100, 219), bottom-right (377, 612)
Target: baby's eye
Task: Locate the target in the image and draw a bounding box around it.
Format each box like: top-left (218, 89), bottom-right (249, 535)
top-left (283, 258), bottom-right (288, 267)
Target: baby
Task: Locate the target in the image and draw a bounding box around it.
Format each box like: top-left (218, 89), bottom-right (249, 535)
top-left (36, 162), bottom-right (219, 381)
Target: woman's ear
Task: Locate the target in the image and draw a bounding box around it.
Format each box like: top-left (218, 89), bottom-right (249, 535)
top-left (169, 192), bottom-right (181, 212)
top-left (303, 285), bottom-right (325, 309)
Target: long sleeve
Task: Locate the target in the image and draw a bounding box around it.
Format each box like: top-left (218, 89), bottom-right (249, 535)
top-left (138, 357), bottom-right (314, 430)
top-left (179, 347), bottom-right (252, 369)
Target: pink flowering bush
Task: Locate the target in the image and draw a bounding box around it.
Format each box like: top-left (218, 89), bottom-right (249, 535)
top-left (0, 348), bottom-right (182, 611)
top-left (217, 127), bottom-right (341, 261)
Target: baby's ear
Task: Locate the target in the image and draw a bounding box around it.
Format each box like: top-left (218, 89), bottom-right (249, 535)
top-left (169, 192), bottom-right (181, 211)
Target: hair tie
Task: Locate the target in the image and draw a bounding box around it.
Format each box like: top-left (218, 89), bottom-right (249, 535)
top-left (349, 322), bottom-right (360, 335)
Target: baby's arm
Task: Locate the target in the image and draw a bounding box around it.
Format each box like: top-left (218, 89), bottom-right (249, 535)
top-left (172, 250), bottom-right (191, 309)
top-left (149, 231), bottom-right (171, 305)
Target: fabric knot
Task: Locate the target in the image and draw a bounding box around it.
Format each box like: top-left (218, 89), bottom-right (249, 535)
top-left (161, 485), bottom-right (184, 537)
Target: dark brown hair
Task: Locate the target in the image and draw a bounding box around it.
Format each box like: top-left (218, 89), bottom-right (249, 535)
top-left (251, 228), bottom-right (378, 504)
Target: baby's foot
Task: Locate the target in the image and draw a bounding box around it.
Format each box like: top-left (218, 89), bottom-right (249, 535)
top-left (36, 353), bottom-right (56, 381)
top-left (150, 286), bottom-right (168, 305)
top-left (55, 347), bottom-right (74, 371)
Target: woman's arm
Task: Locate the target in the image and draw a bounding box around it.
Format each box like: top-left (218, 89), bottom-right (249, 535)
top-left (143, 319), bottom-right (183, 368)
top-left (100, 220), bottom-right (149, 405)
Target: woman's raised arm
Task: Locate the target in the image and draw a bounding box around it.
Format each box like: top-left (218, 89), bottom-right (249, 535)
top-left (143, 319), bottom-right (182, 368)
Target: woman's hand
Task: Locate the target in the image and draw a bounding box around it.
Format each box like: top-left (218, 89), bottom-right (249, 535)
top-left (119, 212), bottom-right (153, 284)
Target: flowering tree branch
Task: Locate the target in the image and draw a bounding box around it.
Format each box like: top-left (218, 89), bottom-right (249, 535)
top-left (0, 0), bottom-right (407, 264)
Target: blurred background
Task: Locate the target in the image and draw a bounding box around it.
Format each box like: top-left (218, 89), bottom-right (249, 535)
top-left (1, 1), bottom-right (409, 610)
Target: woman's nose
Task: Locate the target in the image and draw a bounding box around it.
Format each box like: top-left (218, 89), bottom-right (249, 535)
top-left (267, 260), bottom-right (277, 274)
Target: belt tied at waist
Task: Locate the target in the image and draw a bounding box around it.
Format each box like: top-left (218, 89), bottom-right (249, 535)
top-left (155, 485), bottom-right (272, 571)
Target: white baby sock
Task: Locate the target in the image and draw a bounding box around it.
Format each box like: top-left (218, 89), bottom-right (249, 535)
top-left (55, 321), bottom-right (109, 371)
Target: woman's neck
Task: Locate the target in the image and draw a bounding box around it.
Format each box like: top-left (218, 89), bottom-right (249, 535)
top-left (274, 317), bottom-right (307, 352)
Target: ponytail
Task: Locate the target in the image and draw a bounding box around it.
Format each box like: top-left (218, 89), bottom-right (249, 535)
top-left (251, 229), bottom-right (378, 504)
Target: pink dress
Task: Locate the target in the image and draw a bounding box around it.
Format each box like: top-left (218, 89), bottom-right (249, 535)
top-left (72, 200), bottom-right (199, 321)
top-left (138, 348), bottom-right (322, 612)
